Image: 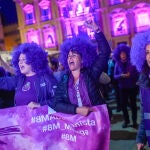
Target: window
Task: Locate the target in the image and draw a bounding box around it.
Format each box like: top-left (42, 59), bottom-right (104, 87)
top-left (39, 0), bottom-right (51, 21)
top-left (42, 26), bottom-right (56, 48)
top-left (23, 4), bottom-right (35, 25)
top-left (133, 3), bottom-right (150, 32)
top-left (76, 2), bottom-right (84, 16)
top-left (110, 0), bottom-right (124, 5)
top-left (62, 7), bottom-right (69, 18)
top-left (26, 29), bottom-right (40, 44)
top-left (110, 9), bottom-right (128, 36)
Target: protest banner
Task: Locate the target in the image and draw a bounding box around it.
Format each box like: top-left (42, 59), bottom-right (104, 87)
top-left (0, 104), bottom-right (110, 150)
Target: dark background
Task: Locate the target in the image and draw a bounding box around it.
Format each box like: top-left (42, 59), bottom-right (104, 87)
top-left (0, 0), bottom-right (18, 25)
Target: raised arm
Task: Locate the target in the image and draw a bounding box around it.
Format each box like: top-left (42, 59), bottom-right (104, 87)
top-left (0, 56), bottom-right (15, 75)
top-left (84, 20), bottom-right (111, 79)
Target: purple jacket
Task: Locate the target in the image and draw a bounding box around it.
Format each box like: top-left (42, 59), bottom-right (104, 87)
top-left (114, 62), bottom-right (138, 89)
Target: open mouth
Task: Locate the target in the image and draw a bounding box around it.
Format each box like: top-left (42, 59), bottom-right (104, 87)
top-left (19, 65), bottom-right (24, 71)
top-left (69, 61), bottom-right (74, 65)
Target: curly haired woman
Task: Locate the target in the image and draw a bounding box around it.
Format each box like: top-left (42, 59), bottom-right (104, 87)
top-left (113, 44), bottom-right (139, 128)
top-left (0, 42), bottom-right (57, 108)
top-left (131, 29), bottom-right (150, 150)
top-left (53, 20), bottom-right (111, 116)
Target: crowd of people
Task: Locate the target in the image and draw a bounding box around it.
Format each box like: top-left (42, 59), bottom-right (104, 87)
top-left (0, 19), bottom-right (150, 149)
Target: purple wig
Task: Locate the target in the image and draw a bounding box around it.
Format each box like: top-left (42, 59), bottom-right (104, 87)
top-left (11, 42), bottom-right (51, 75)
top-left (59, 35), bottom-right (97, 70)
top-left (130, 29), bottom-right (150, 72)
top-left (113, 44), bottom-right (130, 63)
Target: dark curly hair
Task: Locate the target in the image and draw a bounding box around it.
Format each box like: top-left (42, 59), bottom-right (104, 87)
top-left (11, 42), bottom-right (51, 75)
top-left (59, 34), bottom-right (97, 70)
top-left (113, 44), bottom-right (130, 63)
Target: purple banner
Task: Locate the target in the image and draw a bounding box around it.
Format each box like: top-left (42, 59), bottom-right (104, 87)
top-left (0, 104), bottom-right (110, 150)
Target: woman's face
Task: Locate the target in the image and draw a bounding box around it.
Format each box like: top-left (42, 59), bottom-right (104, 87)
top-left (120, 51), bottom-right (127, 62)
top-left (146, 44), bottom-right (150, 67)
top-left (67, 51), bottom-right (82, 71)
top-left (18, 54), bottom-right (35, 76)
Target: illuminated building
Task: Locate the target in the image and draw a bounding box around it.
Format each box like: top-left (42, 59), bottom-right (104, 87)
top-left (14, 0), bottom-right (150, 50)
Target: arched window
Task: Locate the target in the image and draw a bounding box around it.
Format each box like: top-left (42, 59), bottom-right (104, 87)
top-left (42, 26), bottom-right (56, 48)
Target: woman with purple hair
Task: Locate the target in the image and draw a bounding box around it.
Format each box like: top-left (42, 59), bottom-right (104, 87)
top-left (53, 20), bottom-right (111, 116)
top-left (0, 42), bottom-right (57, 108)
top-left (113, 44), bottom-right (139, 128)
top-left (130, 29), bottom-right (150, 150)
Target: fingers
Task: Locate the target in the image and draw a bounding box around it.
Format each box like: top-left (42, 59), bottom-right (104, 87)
top-left (89, 107), bottom-right (96, 112)
top-left (76, 106), bottom-right (96, 116)
top-left (137, 143), bottom-right (144, 150)
top-left (28, 101), bottom-right (40, 109)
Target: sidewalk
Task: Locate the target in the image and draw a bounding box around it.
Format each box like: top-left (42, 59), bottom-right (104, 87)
top-left (107, 98), bottom-right (149, 150)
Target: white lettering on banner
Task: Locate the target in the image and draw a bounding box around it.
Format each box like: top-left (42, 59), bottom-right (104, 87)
top-left (42, 123), bottom-right (60, 132)
top-left (64, 124), bottom-right (89, 136)
top-left (31, 115), bottom-right (63, 123)
top-left (64, 123), bottom-right (72, 130)
top-left (61, 133), bottom-right (76, 142)
top-left (31, 115), bottom-right (96, 128)
top-left (78, 130), bottom-right (88, 136)
top-left (72, 119), bottom-right (96, 127)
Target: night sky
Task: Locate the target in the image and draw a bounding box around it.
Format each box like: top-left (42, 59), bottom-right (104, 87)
top-left (0, 0), bottom-right (18, 25)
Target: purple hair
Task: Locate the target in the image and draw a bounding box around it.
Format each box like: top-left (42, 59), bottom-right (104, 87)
top-left (11, 42), bottom-right (51, 75)
top-left (59, 35), bottom-right (97, 70)
top-left (113, 44), bottom-right (130, 63)
top-left (130, 29), bottom-right (150, 72)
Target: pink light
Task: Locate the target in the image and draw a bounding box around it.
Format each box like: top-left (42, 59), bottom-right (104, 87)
top-left (39, 0), bottom-right (50, 9)
top-left (26, 30), bottom-right (39, 44)
top-left (76, 2), bottom-right (84, 16)
top-left (43, 27), bottom-right (56, 48)
top-left (133, 3), bottom-right (150, 32)
top-left (23, 4), bottom-right (33, 13)
top-left (111, 13), bottom-right (128, 36)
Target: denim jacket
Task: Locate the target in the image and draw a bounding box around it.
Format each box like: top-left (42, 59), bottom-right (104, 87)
top-left (136, 73), bottom-right (150, 145)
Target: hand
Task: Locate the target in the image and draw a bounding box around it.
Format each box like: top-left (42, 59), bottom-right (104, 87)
top-left (84, 20), bottom-right (101, 32)
top-left (76, 106), bottom-right (93, 116)
top-left (28, 101), bottom-right (40, 109)
top-left (124, 72), bottom-right (130, 78)
top-left (137, 143), bottom-right (144, 150)
top-left (121, 72), bottom-right (130, 78)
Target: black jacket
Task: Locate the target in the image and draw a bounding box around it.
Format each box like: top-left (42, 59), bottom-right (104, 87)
top-left (54, 32), bottom-right (111, 114)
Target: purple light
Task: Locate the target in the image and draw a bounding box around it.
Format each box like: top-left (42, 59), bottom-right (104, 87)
top-left (43, 26), bottom-right (56, 48)
top-left (133, 3), bottom-right (150, 32)
top-left (110, 9), bottom-right (128, 36)
top-left (23, 4), bottom-right (35, 24)
top-left (26, 30), bottom-right (39, 44)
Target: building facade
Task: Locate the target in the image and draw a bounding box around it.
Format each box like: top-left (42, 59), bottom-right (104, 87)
top-left (14, 0), bottom-right (150, 51)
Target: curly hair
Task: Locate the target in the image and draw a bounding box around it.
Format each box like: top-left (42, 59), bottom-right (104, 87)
top-left (113, 43), bottom-right (130, 63)
top-left (11, 42), bottom-right (50, 75)
top-left (59, 35), bottom-right (97, 70)
top-left (130, 29), bottom-right (150, 72)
